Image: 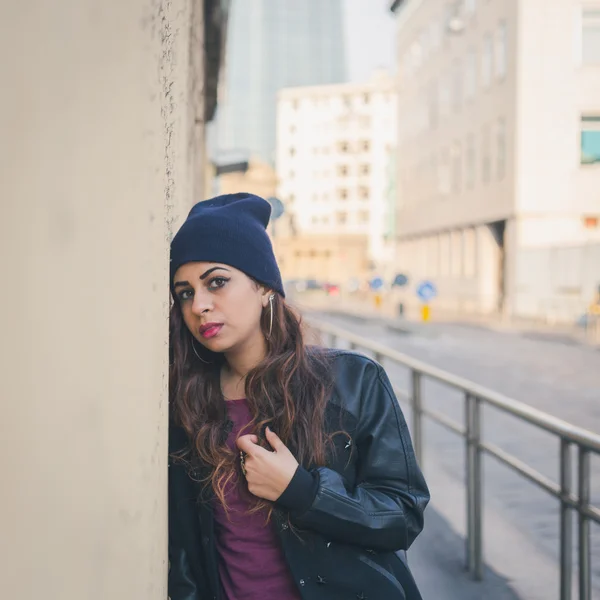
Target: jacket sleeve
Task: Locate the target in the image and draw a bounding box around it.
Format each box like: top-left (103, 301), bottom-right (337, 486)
top-left (168, 540), bottom-right (202, 600)
top-left (276, 361), bottom-right (430, 552)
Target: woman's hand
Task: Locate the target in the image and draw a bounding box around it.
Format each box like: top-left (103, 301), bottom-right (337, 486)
top-left (236, 427), bottom-right (299, 501)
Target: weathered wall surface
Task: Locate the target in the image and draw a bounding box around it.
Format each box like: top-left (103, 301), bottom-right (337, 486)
top-left (0, 1), bottom-right (204, 598)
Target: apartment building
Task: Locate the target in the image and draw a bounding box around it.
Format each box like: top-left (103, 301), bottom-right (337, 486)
top-left (276, 71), bottom-right (398, 279)
top-left (391, 0), bottom-right (600, 321)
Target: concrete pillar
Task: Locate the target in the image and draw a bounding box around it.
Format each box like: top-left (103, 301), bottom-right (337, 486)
top-left (476, 225), bottom-right (501, 314)
top-left (0, 1), bottom-right (203, 598)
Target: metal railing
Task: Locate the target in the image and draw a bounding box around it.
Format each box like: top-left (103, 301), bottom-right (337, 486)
top-left (312, 319), bottom-right (600, 600)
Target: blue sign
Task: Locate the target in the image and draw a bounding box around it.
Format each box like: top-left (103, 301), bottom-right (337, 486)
top-left (416, 281), bottom-right (437, 302)
top-left (392, 273), bottom-right (408, 288)
top-left (267, 197), bottom-right (285, 221)
top-left (370, 277), bottom-right (384, 291)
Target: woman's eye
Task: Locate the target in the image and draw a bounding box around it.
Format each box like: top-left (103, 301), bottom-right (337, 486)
top-left (178, 289), bottom-right (193, 301)
top-left (208, 277), bottom-right (229, 290)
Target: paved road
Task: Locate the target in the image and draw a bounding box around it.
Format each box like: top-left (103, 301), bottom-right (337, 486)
top-left (307, 309), bottom-right (600, 600)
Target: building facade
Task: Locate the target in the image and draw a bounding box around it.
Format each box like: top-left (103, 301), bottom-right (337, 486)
top-left (276, 71), bottom-right (398, 282)
top-left (212, 0), bottom-right (347, 164)
top-left (391, 0), bottom-right (600, 322)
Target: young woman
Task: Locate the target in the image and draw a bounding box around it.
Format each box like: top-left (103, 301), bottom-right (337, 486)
top-left (168, 193), bottom-right (430, 600)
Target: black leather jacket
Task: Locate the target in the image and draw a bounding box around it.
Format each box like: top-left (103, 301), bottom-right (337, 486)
top-left (169, 350), bottom-right (430, 600)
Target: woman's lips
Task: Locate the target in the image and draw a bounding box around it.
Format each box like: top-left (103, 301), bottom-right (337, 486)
top-left (199, 324), bottom-right (223, 339)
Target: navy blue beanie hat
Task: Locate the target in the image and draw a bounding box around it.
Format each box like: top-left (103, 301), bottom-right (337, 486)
top-left (170, 193), bottom-right (285, 297)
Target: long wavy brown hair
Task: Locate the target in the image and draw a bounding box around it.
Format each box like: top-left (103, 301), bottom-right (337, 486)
top-left (169, 289), bottom-right (334, 514)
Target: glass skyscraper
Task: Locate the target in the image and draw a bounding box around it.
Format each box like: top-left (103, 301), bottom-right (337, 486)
top-left (212, 0), bottom-right (347, 164)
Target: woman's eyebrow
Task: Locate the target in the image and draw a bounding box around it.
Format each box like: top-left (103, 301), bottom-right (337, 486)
top-left (199, 266), bottom-right (231, 280)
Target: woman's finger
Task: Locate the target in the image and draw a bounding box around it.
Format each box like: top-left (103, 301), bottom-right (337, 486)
top-left (236, 434), bottom-right (260, 454)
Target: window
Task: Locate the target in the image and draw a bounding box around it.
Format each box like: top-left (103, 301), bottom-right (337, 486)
top-left (582, 10), bottom-right (600, 64)
top-left (289, 147), bottom-right (296, 157)
top-left (292, 100), bottom-right (299, 110)
top-left (466, 133), bottom-right (476, 189)
top-left (481, 34), bottom-right (493, 88)
top-left (451, 142), bottom-right (462, 193)
top-left (343, 95), bottom-right (352, 107)
top-left (463, 227), bottom-right (476, 277)
top-left (452, 59), bottom-right (463, 112)
top-left (338, 141), bottom-right (349, 153)
top-left (337, 164), bottom-right (349, 176)
top-left (496, 22), bottom-right (507, 79)
top-left (290, 125), bottom-right (296, 134)
top-left (439, 74), bottom-right (451, 117)
top-left (361, 140), bottom-right (371, 152)
top-left (359, 186), bottom-right (370, 200)
top-left (482, 124), bottom-right (492, 183)
top-left (431, 18), bottom-right (443, 51)
top-left (464, 0), bottom-right (476, 17)
top-left (451, 230), bottom-right (463, 276)
top-left (311, 216), bottom-right (318, 224)
top-left (581, 116), bottom-right (600, 164)
top-left (338, 188), bottom-right (349, 200)
top-left (288, 193), bottom-right (296, 204)
top-left (438, 148), bottom-right (451, 196)
top-left (363, 93), bottom-right (371, 104)
top-left (496, 118), bottom-right (506, 179)
top-left (428, 82), bottom-right (439, 129)
top-left (430, 154), bottom-right (438, 198)
top-left (359, 164), bottom-right (371, 175)
top-left (336, 211), bottom-right (348, 224)
top-left (440, 233), bottom-right (451, 276)
top-left (465, 49), bottom-right (477, 100)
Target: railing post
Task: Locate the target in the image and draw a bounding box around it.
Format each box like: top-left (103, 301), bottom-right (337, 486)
top-left (578, 447), bottom-right (591, 600)
top-left (560, 439), bottom-right (573, 600)
top-left (466, 393), bottom-right (483, 580)
top-left (411, 370), bottom-right (423, 465)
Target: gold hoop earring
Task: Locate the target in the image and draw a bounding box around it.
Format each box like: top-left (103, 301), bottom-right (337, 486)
top-left (191, 338), bottom-right (212, 364)
top-left (268, 294), bottom-right (275, 340)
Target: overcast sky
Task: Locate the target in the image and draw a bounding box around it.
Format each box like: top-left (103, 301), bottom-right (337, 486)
top-left (343, 0), bottom-right (397, 82)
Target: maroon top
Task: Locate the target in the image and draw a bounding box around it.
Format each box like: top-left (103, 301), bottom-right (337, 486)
top-left (213, 399), bottom-right (301, 600)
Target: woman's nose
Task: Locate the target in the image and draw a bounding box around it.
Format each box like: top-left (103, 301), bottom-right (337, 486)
top-left (191, 292), bottom-right (212, 316)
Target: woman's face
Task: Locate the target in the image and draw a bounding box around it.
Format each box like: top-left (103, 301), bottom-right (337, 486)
top-left (173, 262), bottom-right (270, 355)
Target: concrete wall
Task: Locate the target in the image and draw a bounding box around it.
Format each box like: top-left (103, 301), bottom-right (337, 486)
top-left (0, 1), bottom-right (204, 598)
top-left (513, 243), bottom-right (600, 322)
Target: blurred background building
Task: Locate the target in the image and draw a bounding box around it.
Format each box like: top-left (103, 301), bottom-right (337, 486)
top-left (391, 0), bottom-right (600, 323)
top-left (275, 71), bottom-right (397, 284)
top-left (210, 0), bottom-right (347, 166)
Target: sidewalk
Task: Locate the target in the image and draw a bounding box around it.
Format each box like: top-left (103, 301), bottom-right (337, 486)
top-left (293, 292), bottom-right (599, 347)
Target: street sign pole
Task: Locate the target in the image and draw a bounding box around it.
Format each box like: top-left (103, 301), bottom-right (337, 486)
top-left (416, 281), bottom-right (437, 322)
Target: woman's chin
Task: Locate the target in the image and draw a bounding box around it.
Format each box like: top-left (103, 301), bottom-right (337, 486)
top-left (198, 336), bottom-right (230, 355)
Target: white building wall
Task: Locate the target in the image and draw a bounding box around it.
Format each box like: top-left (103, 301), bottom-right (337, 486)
top-left (277, 72), bottom-right (397, 268)
top-left (392, 0), bottom-right (600, 321)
